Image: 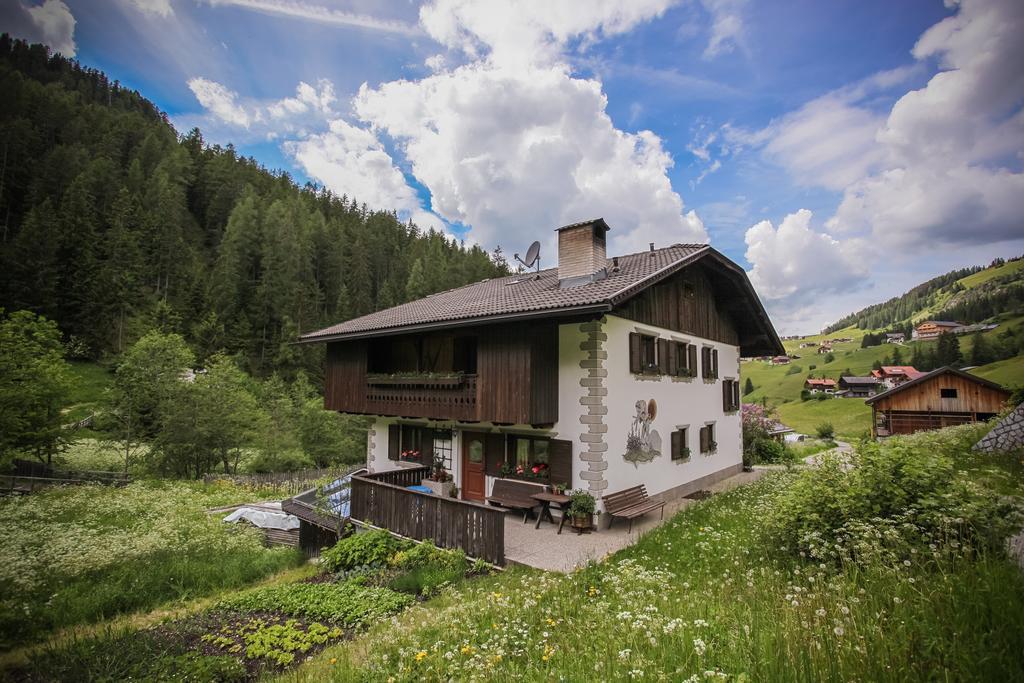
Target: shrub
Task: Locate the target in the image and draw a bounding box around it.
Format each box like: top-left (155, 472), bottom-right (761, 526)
top-left (390, 540), bottom-right (466, 573)
top-left (800, 389), bottom-right (811, 401)
top-left (753, 438), bottom-right (791, 464)
top-left (815, 422), bottom-right (835, 439)
top-left (766, 424), bottom-right (1021, 562)
top-left (808, 364), bottom-right (817, 370)
top-left (785, 365), bottom-right (803, 376)
top-left (816, 392), bottom-right (829, 401)
top-left (216, 581), bottom-right (414, 627)
top-left (320, 529), bottom-right (410, 573)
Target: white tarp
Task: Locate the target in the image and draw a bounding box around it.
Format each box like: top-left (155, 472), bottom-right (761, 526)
top-left (223, 506), bottom-right (300, 531)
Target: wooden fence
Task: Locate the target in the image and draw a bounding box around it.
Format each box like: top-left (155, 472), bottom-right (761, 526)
top-left (203, 466), bottom-right (356, 496)
top-left (350, 467), bottom-right (506, 565)
top-left (1, 474), bottom-right (131, 495)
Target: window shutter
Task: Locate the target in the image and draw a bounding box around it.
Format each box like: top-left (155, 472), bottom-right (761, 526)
top-left (657, 338), bottom-right (670, 375)
top-left (712, 349), bottom-right (719, 379)
top-left (485, 433), bottom-right (506, 477)
top-left (548, 438), bottom-right (572, 488)
top-left (688, 344), bottom-right (697, 377)
top-left (388, 424), bottom-right (400, 460)
top-left (629, 332), bottom-right (642, 374)
top-left (700, 426), bottom-right (709, 453)
top-left (732, 381), bottom-right (740, 411)
top-left (668, 342), bottom-right (679, 376)
top-left (701, 347), bottom-right (710, 379)
top-left (671, 429), bottom-right (681, 459)
top-left (421, 428), bottom-right (435, 465)
top-left (722, 380), bottom-right (730, 411)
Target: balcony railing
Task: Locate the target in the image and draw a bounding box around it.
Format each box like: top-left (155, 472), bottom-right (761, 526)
top-left (350, 467), bottom-right (505, 565)
top-left (365, 374), bottom-right (478, 421)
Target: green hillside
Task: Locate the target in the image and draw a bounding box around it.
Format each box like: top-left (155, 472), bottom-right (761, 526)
top-left (748, 258), bottom-right (1024, 439)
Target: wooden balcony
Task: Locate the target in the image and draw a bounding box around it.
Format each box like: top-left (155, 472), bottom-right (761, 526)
top-left (363, 374), bottom-right (478, 421)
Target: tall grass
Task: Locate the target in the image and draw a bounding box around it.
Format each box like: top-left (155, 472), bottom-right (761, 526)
top-left (282, 429), bottom-right (1024, 682)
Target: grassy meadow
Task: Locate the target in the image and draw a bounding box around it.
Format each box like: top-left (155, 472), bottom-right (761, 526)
top-left (273, 424), bottom-right (1024, 682)
top-left (742, 314), bottom-right (1024, 439)
top-left (0, 479), bottom-right (304, 649)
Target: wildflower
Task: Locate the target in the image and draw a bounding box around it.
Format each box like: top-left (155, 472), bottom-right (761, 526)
top-left (693, 638), bottom-right (707, 656)
top-left (618, 649), bottom-right (632, 661)
top-left (894, 597), bottom-right (902, 604)
top-left (833, 626), bottom-right (845, 636)
top-left (415, 651), bottom-right (428, 662)
top-left (330, 658), bottom-right (337, 664)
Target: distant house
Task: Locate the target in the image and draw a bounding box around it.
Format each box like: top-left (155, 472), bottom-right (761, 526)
top-left (870, 365), bottom-right (925, 390)
top-left (798, 342), bottom-right (817, 349)
top-left (804, 378), bottom-right (837, 394)
top-left (885, 332), bottom-right (905, 343)
top-left (866, 367), bottom-right (1009, 438)
top-left (817, 344), bottom-right (832, 355)
top-left (768, 421), bottom-right (794, 441)
top-left (770, 355), bottom-right (791, 365)
top-left (912, 320), bottom-right (964, 340)
top-left (838, 375), bottom-right (880, 398)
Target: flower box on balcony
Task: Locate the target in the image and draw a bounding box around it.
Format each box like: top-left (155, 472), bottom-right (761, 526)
top-left (366, 372), bottom-right (465, 388)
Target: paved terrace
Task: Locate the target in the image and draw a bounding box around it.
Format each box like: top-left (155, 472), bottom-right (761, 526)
top-left (504, 469), bottom-right (766, 572)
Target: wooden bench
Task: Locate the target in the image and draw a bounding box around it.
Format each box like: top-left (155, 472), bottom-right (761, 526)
top-left (602, 485), bottom-right (666, 532)
top-left (488, 479), bottom-right (547, 523)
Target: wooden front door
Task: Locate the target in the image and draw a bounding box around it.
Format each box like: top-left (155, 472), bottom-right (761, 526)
top-left (461, 432), bottom-right (487, 502)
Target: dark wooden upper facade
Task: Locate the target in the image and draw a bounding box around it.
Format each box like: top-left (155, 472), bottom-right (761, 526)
top-left (325, 321), bottom-right (558, 425)
top-left (613, 262), bottom-right (740, 345)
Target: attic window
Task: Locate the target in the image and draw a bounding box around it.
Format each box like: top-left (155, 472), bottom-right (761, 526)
top-left (682, 282), bottom-right (695, 299)
top-left (940, 388), bottom-right (958, 399)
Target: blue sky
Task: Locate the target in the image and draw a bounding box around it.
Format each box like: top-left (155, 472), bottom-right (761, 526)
top-left (4, 0), bottom-right (1023, 334)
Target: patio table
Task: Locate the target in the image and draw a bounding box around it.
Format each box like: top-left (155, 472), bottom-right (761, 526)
top-left (531, 491), bottom-right (572, 533)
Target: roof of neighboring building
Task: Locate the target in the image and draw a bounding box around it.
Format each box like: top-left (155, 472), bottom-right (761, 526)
top-left (840, 376), bottom-right (879, 385)
top-left (917, 320), bottom-right (963, 328)
top-left (805, 378), bottom-right (837, 387)
top-left (865, 366), bottom-right (1010, 405)
top-left (886, 332), bottom-right (905, 338)
top-left (769, 422), bottom-right (794, 435)
top-left (299, 243), bottom-right (784, 355)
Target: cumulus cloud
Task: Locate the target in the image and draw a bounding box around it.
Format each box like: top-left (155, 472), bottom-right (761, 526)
top-left (284, 118), bottom-right (421, 217)
top-left (744, 209), bottom-right (867, 304)
top-left (2, 0), bottom-right (76, 56)
top-left (187, 77), bottom-right (250, 127)
top-left (354, 61), bottom-right (707, 255)
top-left (420, 0), bottom-right (674, 68)
top-left (826, 0), bottom-right (1024, 246)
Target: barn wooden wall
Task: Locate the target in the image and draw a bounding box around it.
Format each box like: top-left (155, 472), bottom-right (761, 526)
top-left (872, 374), bottom-right (1008, 414)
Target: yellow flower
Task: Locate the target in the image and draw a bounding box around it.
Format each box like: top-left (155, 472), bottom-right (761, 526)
top-left (493, 654), bottom-right (503, 663)
top-left (492, 622), bottom-right (499, 629)
top-left (492, 592), bottom-right (502, 599)
top-left (460, 644), bottom-right (475, 655)
top-left (415, 650), bottom-right (428, 662)
top-left (329, 658), bottom-right (337, 665)
top-left (546, 617), bottom-right (556, 626)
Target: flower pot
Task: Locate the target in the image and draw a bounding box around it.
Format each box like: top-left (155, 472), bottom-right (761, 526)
top-left (570, 513), bottom-right (592, 529)
top-left (421, 479), bottom-right (454, 497)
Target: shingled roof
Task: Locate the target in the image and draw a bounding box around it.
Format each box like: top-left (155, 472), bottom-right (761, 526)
top-left (300, 243), bottom-right (783, 355)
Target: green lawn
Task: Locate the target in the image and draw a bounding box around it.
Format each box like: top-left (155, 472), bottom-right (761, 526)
top-left (776, 397), bottom-right (872, 441)
top-left (970, 354), bottom-right (1024, 388)
top-left (62, 361), bottom-right (114, 432)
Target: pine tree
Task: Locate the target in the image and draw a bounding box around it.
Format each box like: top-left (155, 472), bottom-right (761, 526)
top-left (406, 258), bottom-right (428, 301)
top-left (890, 345), bottom-right (903, 365)
top-left (969, 331), bottom-right (993, 366)
top-left (743, 377), bottom-right (754, 395)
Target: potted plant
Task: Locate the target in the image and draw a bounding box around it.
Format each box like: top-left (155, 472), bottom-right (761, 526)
top-left (567, 489), bottom-right (596, 531)
top-left (422, 455), bottom-right (455, 497)
top-left (551, 482), bottom-right (567, 495)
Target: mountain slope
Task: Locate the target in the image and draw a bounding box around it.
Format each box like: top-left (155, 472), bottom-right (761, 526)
top-left (0, 37), bottom-right (508, 379)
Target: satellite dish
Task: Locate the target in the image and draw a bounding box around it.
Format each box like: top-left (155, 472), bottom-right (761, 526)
top-left (513, 240), bottom-right (542, 272)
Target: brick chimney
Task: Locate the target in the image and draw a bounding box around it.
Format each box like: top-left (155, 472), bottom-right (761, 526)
top-left (556, 218), bottom-right (610, 287)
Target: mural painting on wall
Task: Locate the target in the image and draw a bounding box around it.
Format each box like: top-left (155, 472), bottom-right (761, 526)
top-left (625, 399), bottom-right (662, 467)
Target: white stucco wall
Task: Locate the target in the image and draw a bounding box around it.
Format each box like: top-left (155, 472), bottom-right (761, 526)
top-left (596, 314), bottom-right (742, 500)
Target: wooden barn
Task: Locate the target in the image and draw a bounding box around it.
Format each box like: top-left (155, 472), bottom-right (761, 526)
top-left (866, 366), bottom-right (1009, 438)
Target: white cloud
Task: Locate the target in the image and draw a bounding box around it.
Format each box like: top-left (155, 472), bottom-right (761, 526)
top-left (284, 118), bottom-right (422, 215)
top-left (699, 0), bottom-right (746, 59)
top-left (354, 61), bottom-right (708, 255)
top-left (419, 0), bottom-right (675, 68)
top-left (266, 79), bottom-right (335, 120)
top-left (826, 0), bottom-right (1024, 246)
top-left (3, 0), bottom-right (77, 56)
top-left (187, 77), bottom-right (250, 127)
top-left (744, 209), bottom-right (867, 304)
top-left (201, 0), bottom-right (419, 35)
top-left (126, 0), bottom-right (173, 17)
